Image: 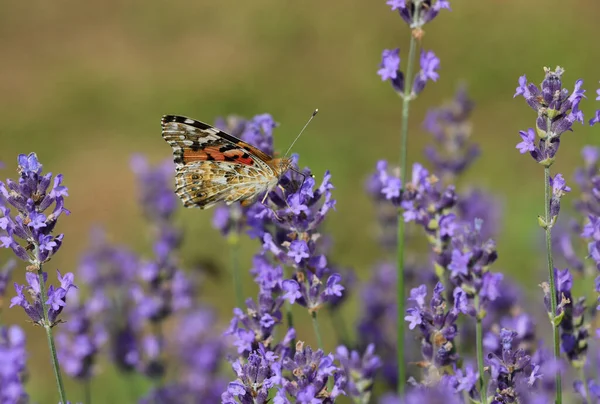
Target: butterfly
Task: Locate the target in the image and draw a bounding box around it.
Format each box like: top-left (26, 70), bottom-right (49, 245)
top-left (161, 115), bottom-right (295, 209)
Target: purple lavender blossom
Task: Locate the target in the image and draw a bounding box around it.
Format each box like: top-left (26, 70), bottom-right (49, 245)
top-left (548, 174), bottom-right (571, 223)
top-left (0, 325), bottom-right (28, 403)
top-left (380, 383), bottom-right (461, 404)
top-left (387, 0), bottom-right (451, 29)
top-left (222, 347), bottom-right (280, 403)
top-left (277, 341), bottom-right (345, 402)
top-left (405, 282), bottom-right (466, 376)
top-left (574, 379), bottom-right (600, 402)
top-left (0, 153), bottom-right (69, 266)
top-left (412, 50), bottom-right (440, 95)
top-left (589, 83), bottom-right (600, 126)
top-left (356, 262), bottom-right (402, 387)
top-left (423, 87), bottom-right (480, 179)
top-left (130, 155), bottom-right (178, 221)
top-left (167, 309), bottom-right (226, 402)
top-left (366, 161), bottom-right (400, 250)
top-left (377, 49), bottom-right (404, 93)
top-left (548, 268), bottom-right (590, 367)
top-left (10, 270), bottom-right (76, 326)
top-left (281, 271), bottom-right (344, 312)
top-left (56, 288), bottom-right (107, 380)
top-left (458, 189), bottom-right (502, 239)
top-left (225, 293), bottom-right (284, 355)
top-left (378, 161), bottom-right (500, 311)
top-left (514, 67), bottom-right (586, 165)
top-left (335, 344), bottom-right (381, 403)
top-left (246, 163), bottom-right (344, 316)
top-left (486, 328), bottom-right (537, 403)
top-left (0, 260), bottom-right (15, 307)
top-left (553, 223), bottom-right (585, 274)
top-left (574, 145), bottom-right (600, 216)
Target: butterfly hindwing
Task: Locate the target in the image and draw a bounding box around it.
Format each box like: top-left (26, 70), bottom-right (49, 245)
top-left (162, 115), bottom-right (282, 209)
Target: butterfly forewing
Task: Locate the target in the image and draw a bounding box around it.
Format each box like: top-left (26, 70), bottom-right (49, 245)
top-left (161, 115), bottom-right (288, 209)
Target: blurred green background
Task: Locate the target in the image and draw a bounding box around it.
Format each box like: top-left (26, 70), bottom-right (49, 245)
top-left (1, 0), bottom-right (599, 402)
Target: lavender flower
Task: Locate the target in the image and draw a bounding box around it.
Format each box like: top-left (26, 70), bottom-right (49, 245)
top-left (56, 289), bottom-right (107, 380)
top-left (335, 344), bottom-right (381, 403)
top-left (0, 153), bottom-right (69, 267)
top-left (514, 67), bottom-right (585, 166)
top-left (589, 82), bottom-right (600, 126)
top-left (457, 189), bottom-right (501, 239)
top-left (386, 0), bottom-right (451, 29)
top-left (381, 383), bottom-right (461, 404)
top-left (225, 293), bottom-right (284, 355)
top-left (0, 260), bottom-right (15, 308)
top-left (276, 341), bottom-right (345, 403)
top-left (0, 325), bottom-right (28, 404)
top-left (405, 282), bottom-right (467, 380)
top-left (170, 309), bottom-right (226, 401)
top-left (130, 155), bottom-right (178, 221)
top-left (412, 50), bottom-right (440, 95)
top-left (574, 146), bottom-right (600, 217)
top-left (10, 270), bottom-right (76, 325)
top-left (547, 174), bottom-right (571, 225)
top-left (378, 49), bottom-right (404, 93)
top-left (486, 328), bottom-right (537, 403)
top-left (423, 86), bottom-right (479, 180)
top-left (546, 268), bottom-right (590, 367)
top-left (377, 49), bottom-right (440, 96)
top-left (574, 379), bottom-right (600, 402)
top-left (222, 346), bottom-right (280, 404)
top-left (357, 262), bottom-right (401, 387)
top-left (366, 161), bottom-right (400, 250)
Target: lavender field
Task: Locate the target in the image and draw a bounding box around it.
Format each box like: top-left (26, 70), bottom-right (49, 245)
top-left (1, 1), bottom-right (600, 403)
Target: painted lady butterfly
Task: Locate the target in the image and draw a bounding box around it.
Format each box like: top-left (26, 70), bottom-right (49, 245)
top-left (161, 115), bottom-right (295, 209)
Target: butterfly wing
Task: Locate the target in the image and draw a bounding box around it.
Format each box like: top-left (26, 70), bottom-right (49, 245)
top-left (161, 115), bottom-right (279, 209)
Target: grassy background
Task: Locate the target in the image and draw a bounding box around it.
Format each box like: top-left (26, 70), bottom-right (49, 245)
top-left (1, 0), bottom-right (599, 402)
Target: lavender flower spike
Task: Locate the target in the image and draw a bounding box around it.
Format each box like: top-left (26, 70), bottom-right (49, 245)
top-left (0, 153), bottom-right (69, 267)
top-left (514, 67), bottom-right (586, 165)
top-left (387, 0), bottom-right (451, 29)
top-left (10, 270), bottom-right (77, 326)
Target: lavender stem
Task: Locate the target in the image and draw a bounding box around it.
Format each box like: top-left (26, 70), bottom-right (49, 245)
top-left (37, 266), bottom-right (67, 403)
top-left (311, 311), bottom-right (324, 350)
top-left (286, 303), bottom-right (296, 348)
top-left (544, 165), bottom-right (562, 404)
top-left (328, 307), bottom-right (350, 346)
top-left (474, 295), bottom-right (488, 404)
top-left (396, 29), bottom-right (418, 397)
top-left (84, 379), bottom-right (92, 404)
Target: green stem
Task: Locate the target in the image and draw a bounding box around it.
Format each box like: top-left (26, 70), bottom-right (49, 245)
top-left (286, 303), bottom-right (296, 348)
top-left (328, 307), bottom-right (350, 346)
top-left (84, 379), bottom-right (92, 404)
top-left (37, 267), bottom-right (67, 403)
top-left (229, 234), bottom-right (244, 309)
top-left (311, 311), bottom-right (324, 350)
top-left (544, 166), bottom-right (562, 404)
top-left (396, 28), bottom-right (419, 398)
top-left (474, 296), bottom-right (488, 404)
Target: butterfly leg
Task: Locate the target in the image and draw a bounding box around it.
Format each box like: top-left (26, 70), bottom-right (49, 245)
top-left (277, 185), bottom-right (294, 212)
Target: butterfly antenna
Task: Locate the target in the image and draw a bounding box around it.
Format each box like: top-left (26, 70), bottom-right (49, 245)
top-left (282, 108), bottom-right (319, 160)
